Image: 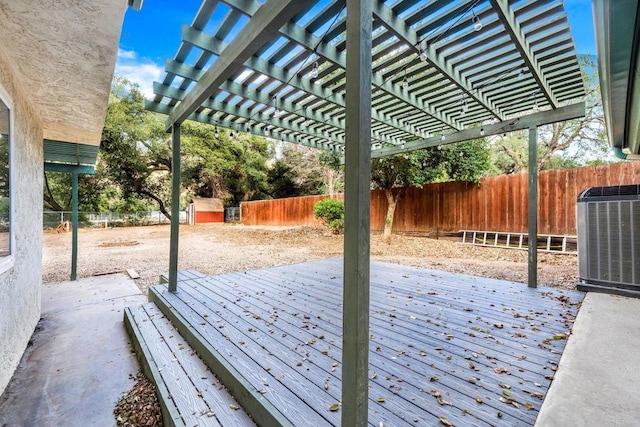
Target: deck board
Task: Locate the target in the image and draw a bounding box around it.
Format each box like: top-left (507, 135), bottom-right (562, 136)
top-left (152, 258), bottom-right (583, 426)
top-left (125, 303), bottom-right (255, 426)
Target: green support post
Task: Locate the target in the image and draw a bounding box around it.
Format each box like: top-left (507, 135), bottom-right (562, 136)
top-left (71, 172), bottom-right (78, 281)
top-left (168, 123), bottom-right (181, 292)
top-left (342, 0), bottom-right (372, 425)
top-left (528, 126), bottom-right (538, 288)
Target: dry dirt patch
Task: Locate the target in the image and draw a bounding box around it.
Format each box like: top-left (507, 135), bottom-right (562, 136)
top-left (43, 223), bottom-right (578, 293)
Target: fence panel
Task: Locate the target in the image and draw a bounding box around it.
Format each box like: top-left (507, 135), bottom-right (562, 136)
top-left (240, 162), bottom-right (640, 235)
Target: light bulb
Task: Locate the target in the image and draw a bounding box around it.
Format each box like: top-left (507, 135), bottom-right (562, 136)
top-left (480, 128), bottom-right (485, 136)
top-left (246, 126), bottom-right (251, 135)
top-left (402, 76), bottom-right (409, 90)
top-left (437, 144), bottom-right (442, 150)
top-left (518, 69), bottom-right (524, 80)
top-left (461, 101), bottom-right (468, 116)
top-left (274, 106), bottom-right (281, 117)
top-left (472, 14), bottom-right (482, 32)
top-left (441, 134), bottom-right (445, 142)
top-left (214, 127), bottom-right (219, 138)
top-left (422, 160), bottom-right (427, 167)
top-left (419, 47), bottom-right (428, 62)
top-left (230, 131), bottom-right (235, 138)
top-left (311, 61), bottom-right (319, 79)
top-left (401, 143), bottom-right (405, 149)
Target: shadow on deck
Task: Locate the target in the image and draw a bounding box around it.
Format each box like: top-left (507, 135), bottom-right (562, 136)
top-left (125, 258), bottom-right (583, 426)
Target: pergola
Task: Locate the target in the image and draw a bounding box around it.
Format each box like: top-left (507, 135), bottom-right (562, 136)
top-left (145, 0), bottom-right (585, 423)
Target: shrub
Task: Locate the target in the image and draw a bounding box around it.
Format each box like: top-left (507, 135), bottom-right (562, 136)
top-left (313, 198), bottom-right (344, 234)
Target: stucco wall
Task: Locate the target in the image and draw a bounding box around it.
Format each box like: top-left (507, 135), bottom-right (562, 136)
top-left (0, 47), bottom-right (44, 394)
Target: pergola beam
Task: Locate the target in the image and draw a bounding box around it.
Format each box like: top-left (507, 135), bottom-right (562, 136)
top-left (372, 101), bottom-right (585, 158)
top-left (372, 0), bottom-right (507, 121)
top-left (342, 1), bottom-right (372, 424)
top-left (220, 0), bottom-right (461, 131)
top-left (165, 0), bottom-right (315, 130)
top-left (177, 26), bottom-right (429, 141)
top-left (489, 0), bottom-right (559, 108)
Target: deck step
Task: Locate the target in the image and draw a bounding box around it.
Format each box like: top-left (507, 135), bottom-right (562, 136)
top-left (124, 303), bottom-right (255, 427)
top-left (149, 285), bottom-right (314, 427)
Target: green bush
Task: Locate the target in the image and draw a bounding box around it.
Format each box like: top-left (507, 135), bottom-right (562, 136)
top-left (313, 198), bottom-right (344, 234)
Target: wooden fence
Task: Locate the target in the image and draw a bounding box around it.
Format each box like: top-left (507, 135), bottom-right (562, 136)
top-left (241, 162), bottom-right (640, 235)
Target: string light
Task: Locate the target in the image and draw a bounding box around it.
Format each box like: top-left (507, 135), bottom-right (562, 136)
top-left (472, 11), bottom-right (482, 32)
top-left (441, 134), bottom-right (445, 142)
top-left (480, 128), bottom-right (485, 136)
top-left (419, 45), bottom-right (428, 62)
top-left (214, 127), bottom-right (219, 138)
top-left (402, 70), bottom-right (409, 91)
top-left (311, 61), bottom-right (319, 79)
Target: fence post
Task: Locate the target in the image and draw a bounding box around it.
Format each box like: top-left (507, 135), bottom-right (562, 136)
top-left (528, 126), bottom-right (538, 288)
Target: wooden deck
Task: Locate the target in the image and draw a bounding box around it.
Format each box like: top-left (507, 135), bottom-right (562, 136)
top-left (142, 259), bottom-right (583, 426)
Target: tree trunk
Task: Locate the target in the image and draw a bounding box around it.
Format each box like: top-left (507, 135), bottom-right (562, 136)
top-left (383, 188), bottom-right (400, 245)
top-left (141, 190), bottom-right (172, 220)
top-left (43, 172), bottom-right (66, 211)
top-left (326, 167), bottom-right (336, 196)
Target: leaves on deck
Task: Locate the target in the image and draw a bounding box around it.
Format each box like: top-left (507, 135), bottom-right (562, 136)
top-left (329, 403), bottom-right (340, 411)
top-left (438, 416), bottom-right (453, 426)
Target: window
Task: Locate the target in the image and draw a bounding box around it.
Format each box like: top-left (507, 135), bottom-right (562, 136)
top-left (0, 86), bottom-right (11, 264)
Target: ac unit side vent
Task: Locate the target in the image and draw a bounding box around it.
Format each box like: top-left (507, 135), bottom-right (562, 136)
top-left (578, 186), bottom-right (640, 290)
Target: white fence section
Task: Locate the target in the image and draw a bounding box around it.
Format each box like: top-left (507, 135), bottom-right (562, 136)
top-left (43, 211), bottom-right (188, 229)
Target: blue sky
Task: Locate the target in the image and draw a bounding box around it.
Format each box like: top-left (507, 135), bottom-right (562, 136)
top-left (116, 0), bottom-right (597, 97)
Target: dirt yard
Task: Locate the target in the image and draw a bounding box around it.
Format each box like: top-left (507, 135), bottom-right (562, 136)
top-left (42, 223), bottom-right (578, 293)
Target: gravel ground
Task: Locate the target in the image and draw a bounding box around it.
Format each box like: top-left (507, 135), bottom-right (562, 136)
top-left (43, 223), bottom-right (578, 293)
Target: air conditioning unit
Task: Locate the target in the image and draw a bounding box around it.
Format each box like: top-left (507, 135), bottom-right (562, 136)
top-left (577, 185), bottom-right (640, 296)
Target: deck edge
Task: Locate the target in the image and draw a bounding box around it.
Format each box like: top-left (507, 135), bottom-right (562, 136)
top-left (150, 286), bottom-right (296, 427)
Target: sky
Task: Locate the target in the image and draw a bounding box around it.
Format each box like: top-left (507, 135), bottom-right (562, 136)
top-left (116, 0), bottom-right (597, 98)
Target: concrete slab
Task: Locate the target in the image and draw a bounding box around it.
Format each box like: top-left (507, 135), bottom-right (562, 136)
top-left (536, 292), bottom-right (640, 426)
top-left (0, 274), bottom-right (146, 427)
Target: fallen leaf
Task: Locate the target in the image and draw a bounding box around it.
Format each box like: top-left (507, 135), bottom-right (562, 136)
top-left (376, 397), bottom-right (386, 403)
top-left (475, 397), bottom-right (483, 404)
top-left (554, 333), bottom-right (567, 340)
top-left (438, 416), bottom-right (453, 426)
top-left (230, 404), bottom-right (240, 410)
top-left (329, 403), bottom-right (340, 411)
top-left (494, 323), bottom-right (504, 329)
top-left (371, 372), bottom-right (377, 379)
top-left (437, 397), bottom-right (452, 406)
top-left (524, 403), bottom-right (535, 410)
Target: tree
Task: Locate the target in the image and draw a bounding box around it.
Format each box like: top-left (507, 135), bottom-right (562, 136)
top-left (491, 55), bottom-right (614, 173)
top-left (372, 139), bottom-right (492, 244)
top-left (101, 80), bottom-right (175, 218)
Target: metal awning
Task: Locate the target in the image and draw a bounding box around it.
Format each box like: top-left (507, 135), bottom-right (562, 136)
top-left (593, 0), bottom-right (640, 157)
top-left (146, 0), bottom-right (585, 151)
top-left (44, 140), bottom-right (99, 167)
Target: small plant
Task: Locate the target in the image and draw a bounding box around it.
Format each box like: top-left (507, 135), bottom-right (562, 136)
top-left (313, 198), bottom-right (344, 234)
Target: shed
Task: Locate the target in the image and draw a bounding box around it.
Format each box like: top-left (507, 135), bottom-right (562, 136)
top-left (188, 198), bottom-right (224, 224)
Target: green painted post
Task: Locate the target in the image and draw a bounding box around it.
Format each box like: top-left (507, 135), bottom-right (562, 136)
top-left (342, 0), bottom-right (372, 425)
top-left (71, 172), bottom-right (78, 281)
top-left (528, 126), bottom-right (538, 288)
top-left (168, 123), bottom-right (181, 292)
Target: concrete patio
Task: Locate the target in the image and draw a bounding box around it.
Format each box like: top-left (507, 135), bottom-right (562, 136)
top-left (0, 274), bottom-right (146, 426)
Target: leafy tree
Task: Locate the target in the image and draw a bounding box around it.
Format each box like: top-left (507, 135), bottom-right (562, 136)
top-left (100, 80), bottom-right (175, 218)
top-left (491, 55), bottom-right (614, 173)
top-left (372, 139), bottom-right (492, 244)
top-left (180, 121), bottom-right (270, 206)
